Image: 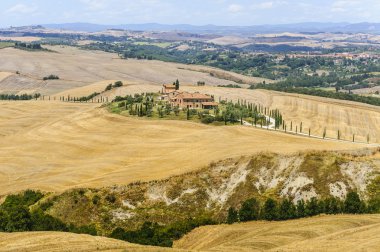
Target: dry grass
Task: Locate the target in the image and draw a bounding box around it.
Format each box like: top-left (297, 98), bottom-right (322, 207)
top-left (102, 84), bottom-right (380, 144)
top-left (174, 214), bottom-right (380, 252)
top-left (0, 101), bottom-right (364, 195)
top-left (0, 232), bottom-right (181, 252)
top-left (0, 36), bottom-right (41, 42)
top-left (0, 71), bottom-right (14, 82)
top-left (0, 46), bottom-right (270, 95)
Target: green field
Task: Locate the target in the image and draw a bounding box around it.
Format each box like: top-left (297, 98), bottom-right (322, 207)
top-left (133, 41), bottom-right (172, 48)
top-left (0, 42), bottom-right (14, 49)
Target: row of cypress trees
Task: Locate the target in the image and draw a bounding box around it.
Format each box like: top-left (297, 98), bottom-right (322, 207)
top-left (227, 192), bottom-right (371, 224)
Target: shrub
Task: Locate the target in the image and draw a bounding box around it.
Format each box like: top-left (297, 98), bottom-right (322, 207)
top-left (105, 194), bottom-right (116, 203)
top-left (43, 74), bottom-right (59, 80)
top-left (344, 192), bottom-right (366, 214)
top-left (239, 198), bottom-right (260, 221)
top-left (227, 207), bottom-right (239, 224)
top-left (263, 198), bottom-right (278, 221)
top-left (201, 115), bottom-right (215, 124)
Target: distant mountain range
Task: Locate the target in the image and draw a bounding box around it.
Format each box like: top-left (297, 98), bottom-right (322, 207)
top-left (41, 22), bottom-right (380, 34)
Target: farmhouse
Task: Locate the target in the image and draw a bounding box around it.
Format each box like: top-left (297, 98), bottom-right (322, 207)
top-left (162, 84), bottom-right (177, 94)
top-left (170, 92), bottom-right (218, 109)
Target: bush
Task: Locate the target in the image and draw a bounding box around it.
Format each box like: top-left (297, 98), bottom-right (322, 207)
top-left (110, 217), bottom-right (215, 247)
top-left (227, 207), bottom-right (239, 224)
top-left (344, 192), bottom-right (366, 214)
top-left (113, 81), bottom-right (123, 88)
top-left (105, 194), bottom-right (116, 203)
top-left (239, 198), bottom-right (260, 221)
top-left (43, 75), bottom-right (59, 80)
top-left (201, 115), bottom-right (215, 124)
top-left (263, 198), bottom-right (278, 221)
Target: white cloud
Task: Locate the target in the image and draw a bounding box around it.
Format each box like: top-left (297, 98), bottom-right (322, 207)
top-left (5, 4), bottom-right (38, 14)
top-left (228, 4), bottom-right (243, 13)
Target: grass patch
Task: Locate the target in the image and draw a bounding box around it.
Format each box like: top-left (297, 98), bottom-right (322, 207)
top-left (0, 42), bottom-right (14, 49)
top-left (133, 41), bottom-right (172, 48)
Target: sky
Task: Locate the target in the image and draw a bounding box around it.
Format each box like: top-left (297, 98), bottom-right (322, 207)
top-left (1, 0), bottom-right (380, 27)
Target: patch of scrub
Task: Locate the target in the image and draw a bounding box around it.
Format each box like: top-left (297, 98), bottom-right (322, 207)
top-left (147, 185), bottom-right (198, 205)
top-left (329, 182), bottom-right (348, 199)
top-left (122, 200), bottom-right (136, 209)
top-left (112, 208), bottom-right (135, 221)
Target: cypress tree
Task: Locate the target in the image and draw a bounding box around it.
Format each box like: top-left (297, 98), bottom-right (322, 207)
top-left (263, 198), bottom-right (278, 221)
top-left (344, 192), bottom-right (365, 214)
top-left (306, 197), bottom-right (320, 217)
top-left (227, 207), bottom-right (239, 224)
top-left (296, 200), bottom-right (306, 218)
top-left (239, 198), bottom-right (260, 221)
top-left (279, 199), bottom-right (297, 220)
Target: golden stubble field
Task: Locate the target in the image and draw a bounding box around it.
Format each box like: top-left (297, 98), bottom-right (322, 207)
top-left (0, 232), bottom-right (181, 252)
top-left (102, 83), bottom-right (380, 144)
top-left (0, 100), bottom-right (364, 195)
top-left (174, 214), bottom-right (380, 252)
top-left (1, 215), bottom-right (379, 252)
top-left (0, 46), bottom-right (269, 95)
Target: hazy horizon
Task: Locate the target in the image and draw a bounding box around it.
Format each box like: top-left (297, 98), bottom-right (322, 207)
top-left (1, 0), bottom-right (380, 28)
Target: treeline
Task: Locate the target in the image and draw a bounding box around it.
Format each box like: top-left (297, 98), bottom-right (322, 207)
top-left (43, 74), bottom-right (59, 80)
top-left (110, 217), bottom-right (215, 247)
top-left (227, 192), bottom-right (375, 224)
top-left (15, 42), bottom-right (42, 50)
top-left (77, 92), bottom-right (100, 102)
top-left (105, 81), bottom-right (123, 91)
top-left (0, 93), bottom-right (41, 100)
top-left (217, 84), bottom-right (242, 88)
top-left (252, 83), bottom-right (380, 107)
top-left (0, 190), bottom-right (97, 235)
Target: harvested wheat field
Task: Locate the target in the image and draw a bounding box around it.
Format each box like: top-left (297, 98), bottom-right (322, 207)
top-left (0, 46), bottom-right (269, 95)
top-left (174, 214), bottom-right (380, 252)
top-left (0, 232), bottom-right (182, 252)
top-left (180, 86), bottom-right (380, 143)
top-left (0, 71), bottom-right (13, 82)
top-left (100, 83), bottom-right (380, 144)
top-left (0, 100), bottom-right (365, 195)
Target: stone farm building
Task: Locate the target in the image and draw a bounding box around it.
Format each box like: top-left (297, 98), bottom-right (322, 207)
top-left (162, 84), bottom-right (177, 94)
top-left (170, 92), bottom-right (218, 109)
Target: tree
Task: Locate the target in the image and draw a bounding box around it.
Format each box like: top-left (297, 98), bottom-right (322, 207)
top-left (239, 198), bottom-right (260, 221)
top-left (323, 197), bottom-right (342, 215)
top-left (306, 197), bottom-right (320, 216)
top-left (0, 210), bottom-right (9, 231)
top-left (175, 79), bottom-right (180, 90)
top-left (227, 207), bottom-right (239, 224)
top-left (279, 199), bottom-right (297, 220)
top-left (6, 207), bottom-right (32, 232)
top-left (263, 198), bottom-right (278, 221)
top-left (344, 192), bottom-right (365, 214)
top-left (105, 84), bottom-right (112, 91)
top-left (170, 105), bottom-right (179, 116)
top-left (296, 200), bottom-right (306, 218)
top-left (113, 81), bottom-right (123, 88)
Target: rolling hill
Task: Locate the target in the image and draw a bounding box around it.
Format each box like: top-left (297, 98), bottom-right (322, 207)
top-left (174, 214), bottom-right (380, 251)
